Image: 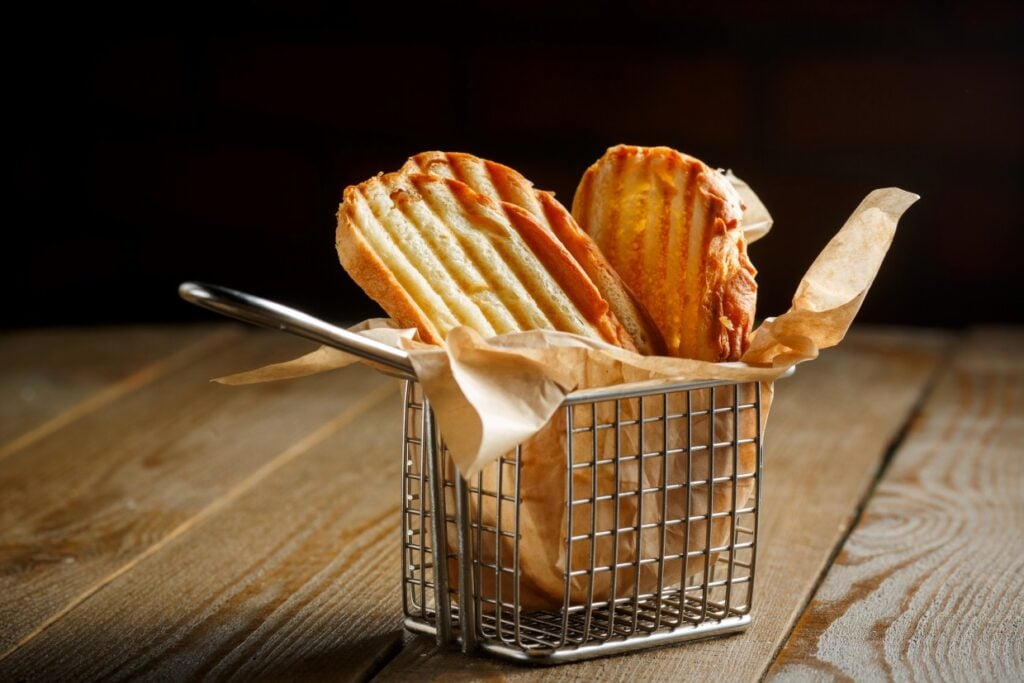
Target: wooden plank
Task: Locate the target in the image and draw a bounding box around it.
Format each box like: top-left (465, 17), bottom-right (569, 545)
top-left (372, 328), bottom-right (952, 681)
top-left (0, 379), bottom-right (406, 681)
top-left (0, 325), bottom-right (232, 456)
top-left (768, 328), bottom-right (1024, 682)
top-left (0, 328), bottom-right (389, 658)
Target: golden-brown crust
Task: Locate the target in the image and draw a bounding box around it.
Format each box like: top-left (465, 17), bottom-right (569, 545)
top-left (402, 151), bottom-right (665, 355)
top-left (336, 169), bottom-right (636, 350)
top-left (536, 191), bottom-right (666, 355)
top-left (499, 201), bottom-right (631, 350)
top-left (573, 145), bottom-right (756, 362)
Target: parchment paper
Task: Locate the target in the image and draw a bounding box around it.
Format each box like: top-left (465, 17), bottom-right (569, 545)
top-left (218, 187), bottom-right (917, 609)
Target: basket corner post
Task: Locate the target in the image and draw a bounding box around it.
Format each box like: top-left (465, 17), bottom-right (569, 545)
top-left (423, 393), bottom-right (478, 655)
top-left (453, 470), bottom-right (478, 654)
top-left (422, 397), bottom-right (453, 647)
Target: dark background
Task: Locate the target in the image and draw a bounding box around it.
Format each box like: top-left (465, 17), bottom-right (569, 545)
top-left (8, 1), bottom-right (1023, 330)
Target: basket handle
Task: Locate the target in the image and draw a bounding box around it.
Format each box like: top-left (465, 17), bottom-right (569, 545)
top-left (179, 281), bottom-right (416, 378)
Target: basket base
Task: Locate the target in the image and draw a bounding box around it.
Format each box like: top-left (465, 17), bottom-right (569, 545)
top-left (404, 614), bottom-right (751, 665)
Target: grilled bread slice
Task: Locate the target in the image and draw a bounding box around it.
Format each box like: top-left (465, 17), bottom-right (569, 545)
top-left (572, 145), bottom-right (757, 361)
top-left (402, 151), bottom-right (665, 355)
top-left (336, 171), bottom-right (637, 350)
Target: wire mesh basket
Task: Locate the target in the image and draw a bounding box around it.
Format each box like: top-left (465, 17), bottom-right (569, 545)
top-left (174, 282), bottom-right (781, 665)
top-left (401, 373), bottom-right (776, 665)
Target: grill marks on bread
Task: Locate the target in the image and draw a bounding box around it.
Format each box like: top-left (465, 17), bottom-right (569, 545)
top-left (337, 171), bottom-right (631, 347)
top-left (402, 152), bottom-right (664, 355)
top-left (573, 145), bottom-right (757, 362)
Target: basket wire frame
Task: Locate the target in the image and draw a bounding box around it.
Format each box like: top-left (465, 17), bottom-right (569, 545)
top-left (401, 377), bottom-right (765, 664)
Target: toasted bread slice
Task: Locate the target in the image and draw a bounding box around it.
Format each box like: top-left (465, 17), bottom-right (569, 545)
top-left (336, 171), bottom-right (637, 349)
top-left (573, 145), bottom-right (757, 361)
top-left (403, 151), bottom-right (665, 355)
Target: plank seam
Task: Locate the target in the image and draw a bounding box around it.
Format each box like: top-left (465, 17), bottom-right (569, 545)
top-left (0, 380), bottom-right (396, 663)
top-left (0, 327), bottom-right (242, 464)
top-left (357, 633), bottom-right (407, 683)
top-left (756, 339), bottom-right (956, 682)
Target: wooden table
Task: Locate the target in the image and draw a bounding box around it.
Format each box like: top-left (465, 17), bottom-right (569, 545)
top-left (1, 325), bottom-right (1021, 681)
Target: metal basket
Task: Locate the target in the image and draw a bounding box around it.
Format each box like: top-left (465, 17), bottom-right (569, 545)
top-left (401, 374), bottom-right (774, 665)
top-left (176, 283), bottom-right (781, 666)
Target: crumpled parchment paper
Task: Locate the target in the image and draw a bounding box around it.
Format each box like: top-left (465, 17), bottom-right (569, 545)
top-left (218, 186), bottom-right (917, 608)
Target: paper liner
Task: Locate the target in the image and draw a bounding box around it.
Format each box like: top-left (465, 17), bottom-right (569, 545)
top-left (216, 187), bottom-right (916, 609)
top-left (727, 170), bottom-right (773, 245)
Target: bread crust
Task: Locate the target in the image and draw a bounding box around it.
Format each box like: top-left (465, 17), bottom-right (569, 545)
top-left (403, 151), bottom-right (665, 355)
top-left (336, 170), bottom-right (636, 350)
top-left (573, 145), bottom-right (757, 362)
top-left (536, 191), bottom-right (665, 355)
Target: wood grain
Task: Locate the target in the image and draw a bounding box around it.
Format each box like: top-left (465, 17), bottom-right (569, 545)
top-left (769, 328), bottom-right (1024, 682)
top-left (0, 329), bottom-right (387, 658)
top-left (373, 328), bottom-right (952, 681)
top-left (0, 380), bottom-right (406, 681)
top-left (0, 325), bottom-right (233, 456)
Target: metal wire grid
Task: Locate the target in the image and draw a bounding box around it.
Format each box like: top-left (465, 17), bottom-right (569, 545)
top-left (401, 382), bottom-right (454, 639)
top-left (401, 378), bottom-right (763, 663)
